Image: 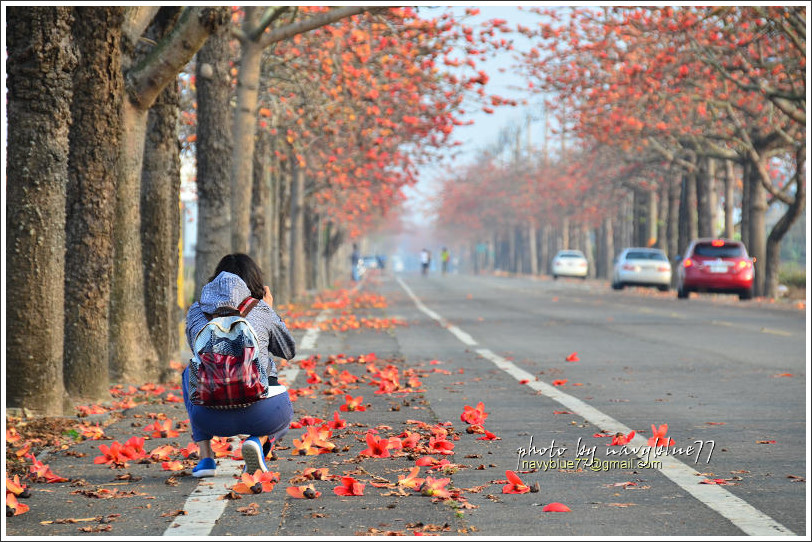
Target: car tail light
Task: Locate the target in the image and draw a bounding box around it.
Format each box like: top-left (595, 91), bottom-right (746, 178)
top-left (736, 260), bottom-right (752, 270)
top-left (578, 261), bottom-right (587, 267)
top-left (622, 264), bottom-right (635, 271)
top-left (657, 265), bottom-right (670, 272)
top-left (683, 258), bottom-right (693, 268)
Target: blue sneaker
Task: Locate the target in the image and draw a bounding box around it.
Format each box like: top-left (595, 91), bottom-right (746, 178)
top-left (192, 457), bottom-right (216, 478)
top-left (242, 437), bottom-right (268, 475)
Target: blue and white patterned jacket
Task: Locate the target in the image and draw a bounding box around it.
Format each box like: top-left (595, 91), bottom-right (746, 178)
top-left (185, 271), bottom-right (296, 379)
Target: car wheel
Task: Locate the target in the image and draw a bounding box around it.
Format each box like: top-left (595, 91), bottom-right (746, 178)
top-left (677, 284), bottom-right (689, 299)
top-left (581, 275), bottom-right (587, 280)
top-left (658, 285), bottom-right (669, 292)
top-left (611, 280), bottom-right (621, 290)
top-left (553, 274), bottom-right (558, 280)
top-left (739, 287), bottom-right (753, 300)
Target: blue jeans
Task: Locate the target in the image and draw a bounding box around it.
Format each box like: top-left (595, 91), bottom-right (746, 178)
top-left (182, 366), bottom-right (293, 444)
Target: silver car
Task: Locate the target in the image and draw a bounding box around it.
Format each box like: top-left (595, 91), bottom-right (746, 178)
top-left (551, 249), bottom-right (588, 279)
top-left (612, 247), bottom-right (672, 291)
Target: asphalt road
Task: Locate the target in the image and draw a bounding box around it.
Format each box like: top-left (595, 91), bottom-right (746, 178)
top-left (5, 270), bottom-right (807, 538)
top-left (383, 271), bottom-right (807, 536)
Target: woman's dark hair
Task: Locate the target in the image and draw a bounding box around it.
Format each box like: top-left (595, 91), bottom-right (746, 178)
top-left (209, 253), bottom-right (265, 299)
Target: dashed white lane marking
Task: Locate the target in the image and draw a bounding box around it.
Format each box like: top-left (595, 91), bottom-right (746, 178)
top-left (396, 277), bottom-right (794, 537)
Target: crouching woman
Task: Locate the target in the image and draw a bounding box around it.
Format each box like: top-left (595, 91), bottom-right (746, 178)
top-left (182, 253), bottom-right (295, 477)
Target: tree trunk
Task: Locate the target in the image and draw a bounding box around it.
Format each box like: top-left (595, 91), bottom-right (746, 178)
top-left (723, 159), bottom-right (735, 239)
top-left (667, 171), bottom-right (681, 260)
top-left (141, 71), bottom-right (181, 382)
top-left (696, 156), bottom-right (716, 238)
top-left (64, 6), bottom-right (123, 403)
top-left (539, 224), bottom-right (549, 275)
top-left (231, 8), bottom-right (264, 253)
top-left (598, 217), bottom-right (614, 279)
top-left (678, 170), bottom-right (698, 257)
top-left (276, 159), bottom-right (293, 305)
top-left (194, 19), bottom-right (233, 298)
top-left (746, 158), bottom-right (768, 297)
top-left (6, 6), bottom-right (76, 415)
top-left (656, 181), bottom-right (668, 251)
top-left (289, 159), bottom-right (307, 299)
top-left (740, 161), bottom-right (751, 251)
top-left (528, 221), bottom-right (538, 275)
top-left (764, 149), bottom-right (805, 299)
top-left (251, 128), bottom-right (272, 272)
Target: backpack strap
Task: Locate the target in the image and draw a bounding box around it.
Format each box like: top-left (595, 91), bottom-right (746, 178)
top-left (238, 296), bottom-right (259, 317)
top-left (204, 296), bottom-right (259, 321)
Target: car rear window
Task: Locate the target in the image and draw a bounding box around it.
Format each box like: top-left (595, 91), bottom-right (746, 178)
top-left (559, 252), bottom-right (584, 258)
top-left (626, 251), bottom-right (667, 261)
top-left (693, 243), bottom-right (746, 258)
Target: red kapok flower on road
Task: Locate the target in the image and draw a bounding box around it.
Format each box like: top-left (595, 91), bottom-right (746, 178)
top-left (333, 476), bottom-right (365, 496)
top-left (552, 379), bottom-right (568, 386)
top-left (502, 470), bottom-right (531, 494)
top-left (93, 441), bottom-right (138, 469)
top-left (565, 352), bottom-right (579, 362)
top-left (180, 442), bottom-right (199, 459)
top-left (286, 485), bottom-right (321, 499)
top-left (6, 493), bottom-right (29, 516)
top-left (477, 430), bottom-right (501, 441)
top-left (325, 411), bottom-right (347, 430)
top-left (144, 419), bottom-right (180, 439)
top-left (77, 423), bottom-right (106, 440)
top-left (360, 432), bottom-right (391, 458)
top-left (124, 436), bottom-right (148, 459)
top-left (542, 502), bottom-right (571, 512)
top-left (648, 424), bottom-right (675, 447)
top-left (610, 431), bottom-right (635, 446)
top-left (161, 461), bottom-right (185, 472)
top-left (398, 467), bottom-right (425, 491)
top-left (428, 436), bottom-right (455, 455)
top-left (149, 445), bottom-right (177, 461)
top-left (460, 402), bottom-right (488, 425)
top-left (232, 471), bottom-right (279, 494)
top-left (340, 395), bottom-right (366, 412)
top-left (420, 476), bottom-right (452, 499)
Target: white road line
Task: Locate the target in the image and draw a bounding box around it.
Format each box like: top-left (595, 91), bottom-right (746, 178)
top-left (396, 276), bottom-right (794, 537)
top-left (164, 457), bottom-right (243, 536)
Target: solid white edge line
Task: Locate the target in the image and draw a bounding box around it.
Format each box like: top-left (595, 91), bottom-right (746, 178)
top-left (396, 276), bottom-right (795, 537)
top-left (164, 457), bottom-right (243, 536)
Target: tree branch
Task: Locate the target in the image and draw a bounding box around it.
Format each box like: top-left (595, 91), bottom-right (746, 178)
top-left (126, 6), bottom-right (228, 110)
top-left (258, 6), bottom-right (387, 49)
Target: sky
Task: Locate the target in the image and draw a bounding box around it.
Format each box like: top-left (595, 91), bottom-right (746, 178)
top-left (402, 4), bottom-right (553, 228)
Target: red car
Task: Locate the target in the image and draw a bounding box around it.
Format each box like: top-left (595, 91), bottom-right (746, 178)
top-left (676, 239), bottom-right (755, 300)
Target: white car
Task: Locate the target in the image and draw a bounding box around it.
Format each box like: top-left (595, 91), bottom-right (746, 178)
top-left (612, 247), bottom-right (672, 291)
top-left (551, 250), bottom-right (588, 279)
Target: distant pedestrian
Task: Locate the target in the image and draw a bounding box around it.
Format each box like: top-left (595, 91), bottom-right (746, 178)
top-left (351, 243), bottom-right (361, 282)
top-left (420, 248), bottom-right (430, 276)
top-left (441, 247), bottom-right (450, 275)
top-left (183, 253), bottom-right (295, 478)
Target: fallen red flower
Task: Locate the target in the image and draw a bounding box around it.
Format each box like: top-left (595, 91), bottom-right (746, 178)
top-left (542, 502), bottom-right (571, 512)
top-left (648, 424), bottom-right (675, 447)
top-left (502, 470), bottom-right (530, 494)
top-left (334, 476), bottom-right (365, 496)
top-left (339, 394), bottom-right (366, 412)
top-left (565, 352), bottom-right (579, 362)
top-left (460, 402), bottom-right (488, 425)
top-left (360, 432), bottom-right (391, 458)
top-left (610, 431), bottom-right (636, 446)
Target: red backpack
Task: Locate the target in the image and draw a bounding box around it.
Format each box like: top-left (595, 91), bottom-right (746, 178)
top-left (188, 296), bottom-right (269, 408)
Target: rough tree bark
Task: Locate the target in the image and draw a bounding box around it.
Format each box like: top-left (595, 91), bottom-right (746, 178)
top-left (110, 7), bottom-right (227, 383)
top-left (141, 9), bottom-right (183, 382)
top-left (251, 128), bottom-right (272, 274)
top-left (194, 14), bottom-right (233, 299)
top-left (289, 158), bottom-right (307, 300)
top-left (764, 148), bottom-right (805, 298)
top-left (64, 6), bottom-right (124, 403)
top-left (6, 6), bottom-right (76, 415)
